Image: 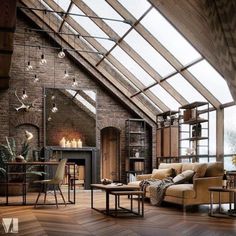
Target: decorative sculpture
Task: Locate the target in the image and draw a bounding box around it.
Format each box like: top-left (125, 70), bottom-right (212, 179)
top-left (14, 90), bottom-right (39, 112)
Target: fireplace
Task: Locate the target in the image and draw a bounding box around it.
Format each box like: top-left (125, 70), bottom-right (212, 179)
top-left (45, 146), bottom-right (98, 189)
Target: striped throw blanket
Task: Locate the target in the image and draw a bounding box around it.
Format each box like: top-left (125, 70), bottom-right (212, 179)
top-left (139, 177), bottom-right (174, 206)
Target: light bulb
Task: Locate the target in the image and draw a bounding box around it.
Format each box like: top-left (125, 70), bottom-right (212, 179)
top-left (58, 49), bottom-right (65, 59)
top-left (64, 69), bottom-right (69, 79)
top-left (39, 54), bottom-right (47, 65)
top-left (51, 103), bottom-right (58, 113)
top-left (51, 95), bottom-right (56, 100)
top-left (33, 74), bottom-right (39, 83)
top-left (72, 78), bottom-right (78, 87)
top-left (47, 116), bottom-right (52, 121)
top-left (22, 89), bottom-right (28, 100)
top-left (26, 61), bottom-right (33, 71)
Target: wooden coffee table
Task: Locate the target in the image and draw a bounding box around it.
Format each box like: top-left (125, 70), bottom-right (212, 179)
top-left (208, 186), bottom-right (236, 217)
top-left (90, 183), bottom-right (140, 215)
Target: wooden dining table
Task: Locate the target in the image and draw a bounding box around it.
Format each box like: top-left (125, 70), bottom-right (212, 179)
top-left (5, 161), bottom-right (76, 205)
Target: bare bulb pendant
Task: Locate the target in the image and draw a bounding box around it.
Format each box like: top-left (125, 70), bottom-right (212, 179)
top-left (51, 103), bottom-right (58, 113)
top-left (64, 69), bottom-right (69, 79)
top-left (58, 49), bottom-right (65, 59)
top-left (26, 61), bottom-right (33, 71)
top-left (22, 89), bottom-right (28, 100)
top-left (40, 54), bottom-right (47, 66)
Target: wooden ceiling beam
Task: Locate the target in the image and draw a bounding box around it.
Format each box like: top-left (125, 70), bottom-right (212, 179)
top-left (106, 0), bottom-right (221, 109)
top-left (73, 0), bottom-right (188, 108)
top-left (20, 0), bottom-right (156, 122)
top-left (42, 0), bottom-right (165, 111)
top-left (0, 0), bottom-right (17, 89)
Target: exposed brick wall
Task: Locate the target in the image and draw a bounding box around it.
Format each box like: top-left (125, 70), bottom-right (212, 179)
top-left (0, 14), bottom-right (152, 182)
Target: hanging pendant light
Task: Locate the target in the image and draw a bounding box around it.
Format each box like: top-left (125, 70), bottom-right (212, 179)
top-left (22, 89), bottom-right (28, 100)
top-left (33, 74), bottom-right (39, 83)
top-left (58, 49), bottom-right (65, 59)
top-left (39, 54), bottom-right (47, 65)
top-left (26, 61), bottom-right (33, 71)
top-left (51, 103), bottom-right (58, 113)
top-left (64, 69), bottom-right (69, 79)
top-left (72, 78), bottom-right (78, 87)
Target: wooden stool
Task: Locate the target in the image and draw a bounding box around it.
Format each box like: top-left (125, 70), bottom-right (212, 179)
top-left (110, 191), bottom-right (144, 217)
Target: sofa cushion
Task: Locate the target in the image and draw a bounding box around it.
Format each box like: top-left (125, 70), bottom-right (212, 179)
top-left (151, 168), bottom-right (174, 179)
top-left (173, 170), bottom-right (195, 184)
top-left (182, 163), bottom-right (207, 179)
top-left (158, 163), bottom-right (182, 175)
top-left (165, 184), bottom-right (195, 199)
top-left (205, 162), bottom-right (223, 177)
top-left (136, 174), bottom-right (152, 181)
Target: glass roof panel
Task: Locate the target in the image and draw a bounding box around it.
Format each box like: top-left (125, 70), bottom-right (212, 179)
top-left (150, 84), bottom-right (180, 110)
top-left (188, 60), bottom-right (233, 104)
top-left (104, 58), bottom-right (140, 91)
top-left (82, 0), bottom-right (130, 36)
top-left (167, 74), bottom-right (208, 104)
top-left (111, 46), bottom-right (156, 87)
top-left (124, 29), bottom-right (176, 77)
top-left (118, 0), bottom-right (151, 19)
top-left (141, 8), bottom-right (201, 65)
top-left (70, 5), bottom-right (114, 51)
top-left (57, 0), bottom-right (71, 12)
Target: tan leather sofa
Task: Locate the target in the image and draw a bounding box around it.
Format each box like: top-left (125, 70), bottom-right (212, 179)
top-left (128, 162), bottom-right (229, 209)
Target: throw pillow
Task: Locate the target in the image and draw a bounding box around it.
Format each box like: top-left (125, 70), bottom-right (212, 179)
top-left (136, 174), bottom-right (152, 181)
top-left (182, 163), bottom-right (207, 179)
top-left (151, 168), bottom-right (174, 180)
top-left (173, 170), bottom-right (195, 184)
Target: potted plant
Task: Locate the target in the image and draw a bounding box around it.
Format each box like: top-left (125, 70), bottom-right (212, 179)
top-left (0, 132), bottom-right (45, 196)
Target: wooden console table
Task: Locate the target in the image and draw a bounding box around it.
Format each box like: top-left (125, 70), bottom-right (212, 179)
top-left (5, 161), bottom-right (76, 205)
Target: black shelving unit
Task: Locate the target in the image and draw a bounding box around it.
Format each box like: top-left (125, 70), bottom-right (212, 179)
top-left (156, 111), bottom-right (179, 165)
top-left (178, 102), bottom-right (209, 162)
top-left (125, 119), bottom-right (147, 182)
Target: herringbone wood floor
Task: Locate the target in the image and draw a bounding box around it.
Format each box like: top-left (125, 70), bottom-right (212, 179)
top-left (0, 190), bottom-right (236, 236)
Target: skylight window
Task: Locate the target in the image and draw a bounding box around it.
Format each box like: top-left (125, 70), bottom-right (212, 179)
top-left (82, 0), bottom-right (130, 36)
top-left (118, 0), bottom-right (151, 19)
top-left (150, 84), bottom-right (180, 110)
top-left (125, 29), bottom-right (176, 77)
top-left (56, 0), bottom-right (71, 12)
top-left (111, 46), bottom-right (156, 87)
top-left (141, 8), bottom-right (201, 65)
top-left (70, 5), bottom-right (114, 51)
top-left (188, 60), bottom-right (233, 104)
top-left (167, 74), bottom-right (208, 104)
